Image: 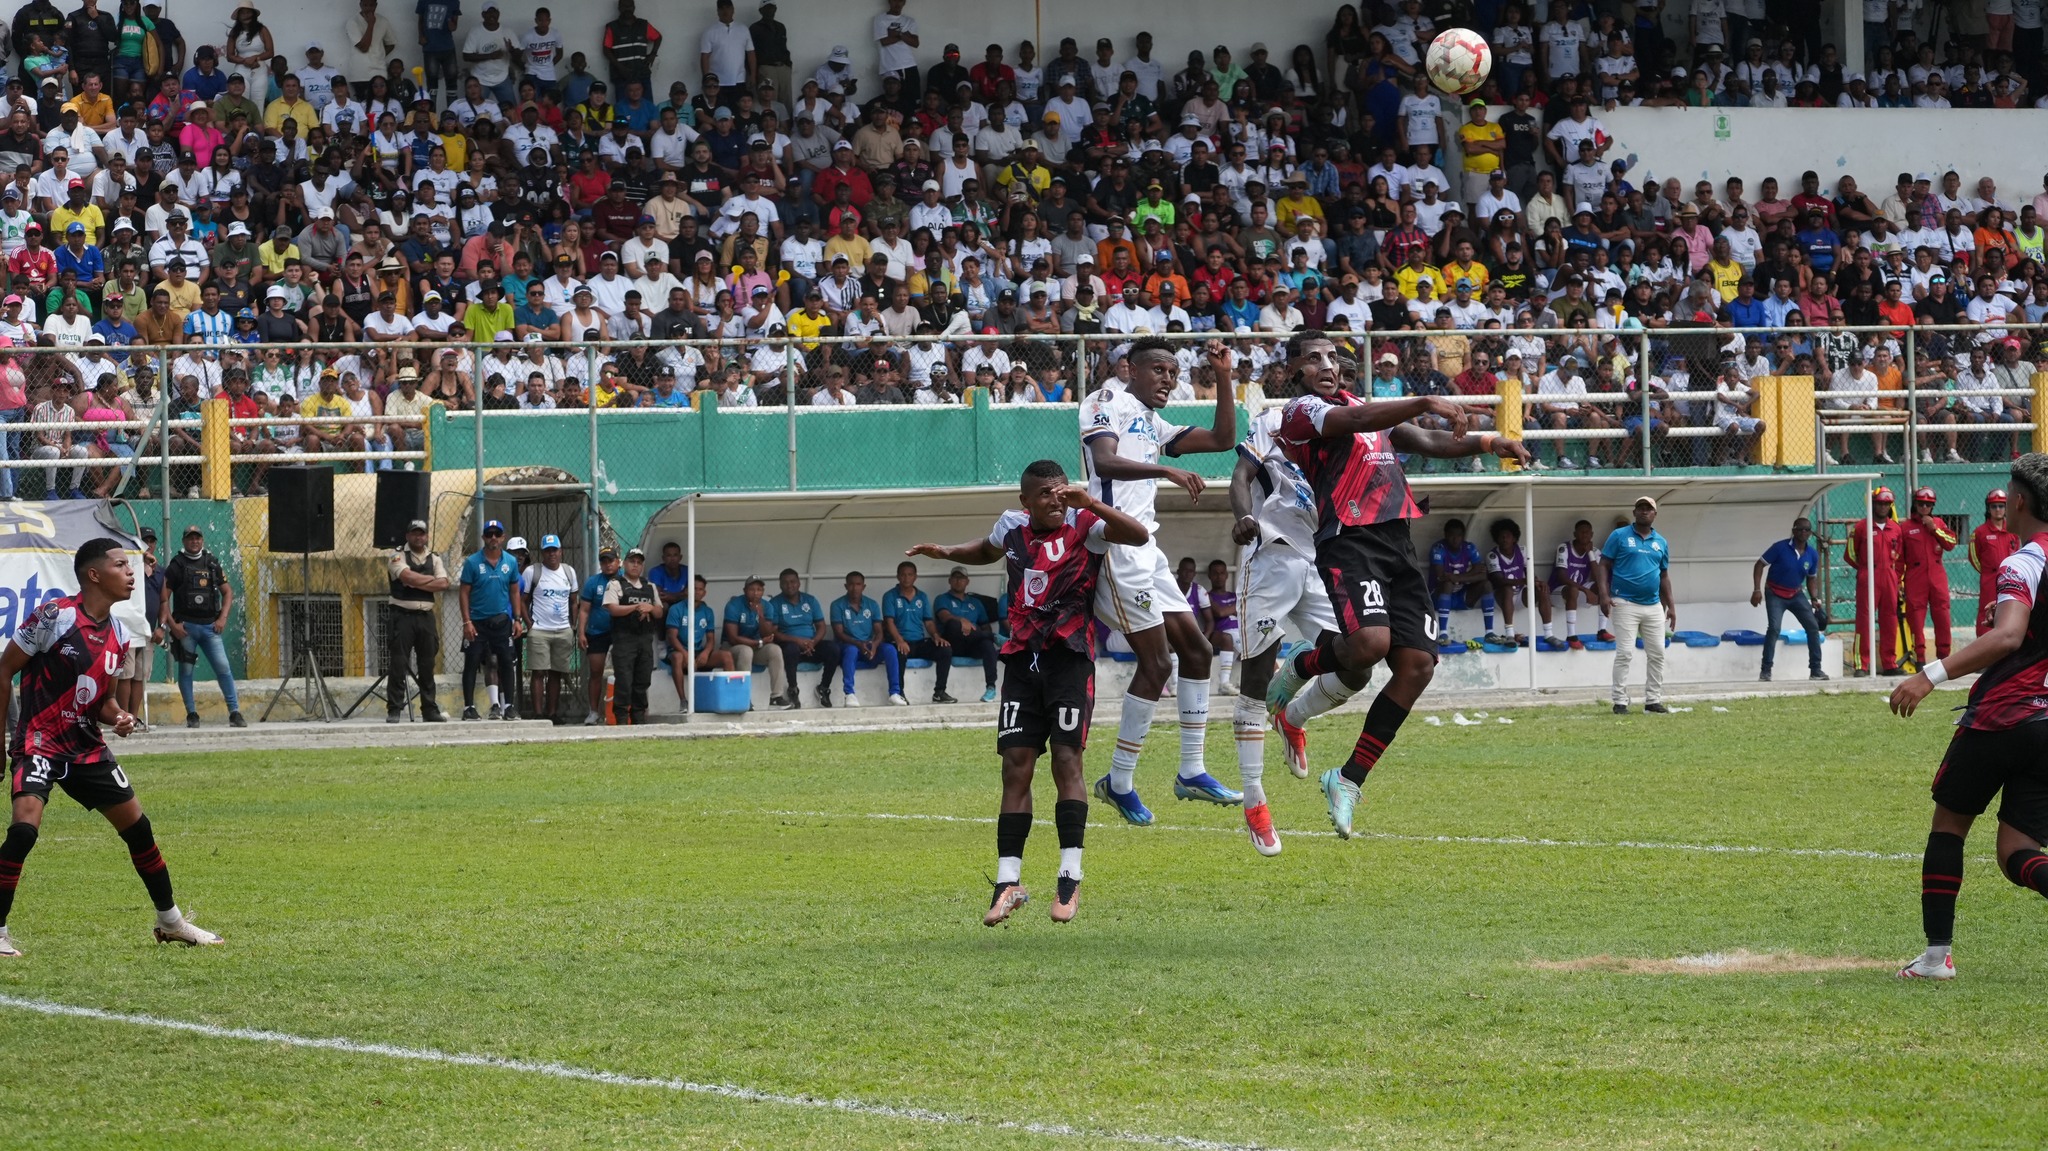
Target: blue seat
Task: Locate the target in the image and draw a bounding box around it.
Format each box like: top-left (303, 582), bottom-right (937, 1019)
top-left (1721, 629), bottom-right (1766, 645)
top-left (795, 662), bottom-right (823, 673)
top-left (905, 658), bottom-right (935, 669)
top-left (952, 656), bottom-right (982, 667)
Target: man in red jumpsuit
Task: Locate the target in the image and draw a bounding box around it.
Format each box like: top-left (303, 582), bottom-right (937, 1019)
top-left (1845, 487), bottom-right (1905, 676)
top-left (1969, 488), bottom-right (2020, 630)
top-left (1900, 486), bottom-right (1958, 663)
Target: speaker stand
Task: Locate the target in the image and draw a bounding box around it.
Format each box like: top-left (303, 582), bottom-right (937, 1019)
top-left (261, 550), bottom-right (340, 722)
top-left (341, 675), bottom-right (413, 719)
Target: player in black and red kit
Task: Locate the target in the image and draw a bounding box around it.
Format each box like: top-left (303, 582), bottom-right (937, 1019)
top-left (1272, 332), bottom-right (1532, 838)
top-left (1891, 454), bottom-right (2048, 980)
top-left (908, 459), bottom-right (1150, 926)
top-left (0, 538), bottom-right (222, 957)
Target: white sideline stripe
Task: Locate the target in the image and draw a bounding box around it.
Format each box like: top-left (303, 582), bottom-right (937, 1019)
top-left (0, 995), bottom-right (1286, 1151)
top-left (749, 810), bottom-right (1922, 862)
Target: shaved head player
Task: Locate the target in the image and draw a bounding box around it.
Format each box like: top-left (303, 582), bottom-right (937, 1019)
top-left (0, 538), bottom-right (223, 956)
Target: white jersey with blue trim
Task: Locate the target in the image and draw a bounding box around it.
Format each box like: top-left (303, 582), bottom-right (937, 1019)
top-left (1079, 382), bottom-right (1191, 532)
top-left (1237, 406), bottom-right (1318, 560)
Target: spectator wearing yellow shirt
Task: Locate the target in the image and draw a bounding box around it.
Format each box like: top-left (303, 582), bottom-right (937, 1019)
top-left (786, 290), bottom-right (832, 357)
top-left (263, 75), bottom-right (317, 136)
top-left (1705, 236), bottom-right (1743, 302)
top-left (1441, 241), bottom-right (1488, 293)
top-left (822, 213), bottom-right (871, 274)
top-left (1131, 182), bottom-right (1175, 231)
top-left (1456, 100), bottom-right (1504, 207)
top-left (258, 230), bottom-right (300, 277)
top-left (63, 75), bottom-right (116, 131)
top-left (50, 198), bottom-right (105, 246)
top-left (1393, 249), bottom-right (1448, 301)
top-left (302, 369), bottom-right (358, 452)
top-left (1275, 174), bottom-right (1325, 232)
top-left (462, 280), bottom-right (516, 342)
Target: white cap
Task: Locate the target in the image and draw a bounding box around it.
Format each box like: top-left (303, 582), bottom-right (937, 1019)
top-left (828, 45), bottom-right (850, 63)
top-left (266, 285), bottom-right (287, 299)
top-left (227, 221), bottom-right (248, 235)
top-left (313, 206), bottom-right (335, 220)
top-left (506, 535), bottom-right (527, 552)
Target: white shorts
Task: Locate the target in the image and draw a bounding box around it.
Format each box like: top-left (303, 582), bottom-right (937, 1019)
top-left (1094, 540), bottom-right (1191, 636)
top-left (1238, 543), bottom-right (1339, 656)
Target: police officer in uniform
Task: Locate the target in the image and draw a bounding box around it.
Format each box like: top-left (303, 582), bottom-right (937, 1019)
top-left (386, 518), bottom-right (451, 722)
top-left (603, 545), bottom-right (661, 723)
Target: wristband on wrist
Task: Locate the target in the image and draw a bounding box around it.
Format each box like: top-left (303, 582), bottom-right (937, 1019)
top-left (1925, 659), bottom-right (1949, 687)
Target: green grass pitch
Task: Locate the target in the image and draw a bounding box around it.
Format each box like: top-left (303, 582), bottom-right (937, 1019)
top-left (4, 693), bottom-right (2048, 1149)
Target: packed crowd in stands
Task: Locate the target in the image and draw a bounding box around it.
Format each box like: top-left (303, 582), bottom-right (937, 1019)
top-left (0, 0), bottom-right (2036, 499)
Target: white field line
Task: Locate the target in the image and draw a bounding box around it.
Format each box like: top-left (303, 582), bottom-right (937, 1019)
top-left (747, 809), bottom-right (1924, 862)
top-left (0, 994), bottom-right (1288, 1151)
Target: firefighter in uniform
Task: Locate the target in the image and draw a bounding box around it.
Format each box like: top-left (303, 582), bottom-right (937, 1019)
top-left (1970, 488), bottom-right (2021, 630)
top-left (1846, 487), bottom-right (1907, 675)
top-left (1900, 485), bottom-right (1959, 664)
top-left (386, 518), bottom-right (451, 722)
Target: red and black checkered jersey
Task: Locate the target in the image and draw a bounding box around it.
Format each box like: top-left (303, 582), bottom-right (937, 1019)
top-left (11, 595), bottom-right (130, 762)
top-left (990, 508), bottom-right (1110, 657)
top-left (1277, 391), bottom-right (1422, 538)
top-left (1962, 534), bottom-right (2048, 731)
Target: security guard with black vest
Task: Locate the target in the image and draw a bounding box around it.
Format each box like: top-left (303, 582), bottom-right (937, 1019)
top-left (161, 526), bottom-right (243, 729)
top-left (602, 545), bottom-right (661, 724)
top-left (386, 518), bottom-right (451, 723)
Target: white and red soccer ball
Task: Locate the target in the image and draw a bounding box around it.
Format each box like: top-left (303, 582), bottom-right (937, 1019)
top-left (1426, 28), bottom-right (1493, 96)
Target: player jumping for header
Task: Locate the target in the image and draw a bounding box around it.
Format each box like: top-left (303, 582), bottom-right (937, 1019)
top-left (908, 460), bottom-right (1151, 925)
top-left (1891, 453), bottom-right (2048, 980)
top-left (1227, 355), bottom-right (1360, 857)
top-left (1081, 336), bottom-right (1242, 825)
top-left (0, 538), bottom-right (222, 957)
top-left (1272, 331), bottom-right (1532, 838)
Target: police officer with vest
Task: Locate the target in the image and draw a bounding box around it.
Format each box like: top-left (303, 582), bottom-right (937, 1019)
top-left (386, 518), bottom-right (451, 723)
top-left (161, 526), bottom-right (244, 729)
top-left (602, 545), bottom-right (661, 724)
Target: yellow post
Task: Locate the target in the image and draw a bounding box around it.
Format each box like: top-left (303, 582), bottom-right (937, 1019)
top-left (1496, 374), bottom-right (1523, 472)
top-left (2034, 372), bottom-right (2048, 453)
top-left (200, 396), bottom-right (231, 499)
top-left (423, 400), bottom-right (441, 467)
top-left (1752, 375), bottom-right (1781, 466)
top-left (1776, 375), bottom-right (1817, 467)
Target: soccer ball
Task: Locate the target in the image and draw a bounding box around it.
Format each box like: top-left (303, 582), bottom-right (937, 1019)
top-left (1425, 28), bottom-right (1493, 96)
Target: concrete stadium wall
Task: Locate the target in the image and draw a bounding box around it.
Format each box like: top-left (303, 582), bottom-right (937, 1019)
top-left (1593, 109), bottom-right (2048, 211)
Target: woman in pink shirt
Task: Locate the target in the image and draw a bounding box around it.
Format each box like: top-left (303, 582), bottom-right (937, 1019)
top-left (176, 102), bottom-right (226, 166)
top-left (0, 335), bottom-right (25, 499)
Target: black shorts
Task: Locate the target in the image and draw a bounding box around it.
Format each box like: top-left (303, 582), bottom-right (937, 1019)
top-left (1315, 520), bottom-right (1437, 654)
top-left (1932, 722), bottom-right (2048, 843)
top-left (11, 754), bottom-right (135, 811)
top-left (585, 631), bottom-right (613, 655)
top-left (997, 647), bottom-right (1095, 755)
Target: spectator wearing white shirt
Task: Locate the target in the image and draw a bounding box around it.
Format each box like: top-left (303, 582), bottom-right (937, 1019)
top-left (698, 0), bottom-right (756, 94)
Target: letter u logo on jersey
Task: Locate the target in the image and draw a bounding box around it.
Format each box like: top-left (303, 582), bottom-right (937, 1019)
top-left (1040, 537), bottom-right (1066, 563)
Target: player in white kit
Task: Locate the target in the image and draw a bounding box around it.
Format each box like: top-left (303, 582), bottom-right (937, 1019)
top-left (1227, 394), bottom-right (1359, 856)
top-left (1082, 336), bottom-right (1244, 825)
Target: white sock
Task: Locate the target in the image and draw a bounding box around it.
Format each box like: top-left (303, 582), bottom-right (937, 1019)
top-left (996, 856), bottom-right (1022, 885)
top-left (1504, 621), bottom-right (1518, 639)
top-left (1543, 619), bottom-right (1556, 638)
top-left (1566, 609), bottom-right (1579, 634)
top-left (487, 685), bottom-right (501, 706)
top-left (156, 905), bottom-right (182, 927)
top-left (1233, 695), bottom-right (1266, 807)
top-left (1286, 672), bottom-right (1361, 727)
top-left (1058, 847), bottom-right (1082, 880)
top-left (1599, 609), bottom-right (1612, 632)
top-left (1925, 943), bottom-right (1951, 961)
top-left (1215, 649), bottom-right (1235, 688)
top-left (1109, 694), bottom-right (1156, 792)
top-left (1177, 680), bottom-right (1210, 779)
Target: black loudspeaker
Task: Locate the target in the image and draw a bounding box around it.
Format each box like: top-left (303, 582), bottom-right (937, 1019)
top-left (372, 470), bottom-right (432, 548)
top-left (268, 465), bottom-right (335, 553)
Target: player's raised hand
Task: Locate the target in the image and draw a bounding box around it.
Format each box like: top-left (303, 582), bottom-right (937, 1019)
top-left (905, 543), bottom-right (947, 558)
top-left (1163, 466), bottom-right (1206, 502)
top-left (1889, 671), bottom-right (1933, 717)
top-left (1056, 483), bottom-right (1094, 509)
top-left (1204, 339), bottom-right (1233, 371)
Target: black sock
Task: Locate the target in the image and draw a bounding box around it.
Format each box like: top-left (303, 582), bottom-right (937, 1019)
top-left (1342, 693), bottom-right (1411, 785)
top-left (0, 820), bottom-right (37, 926)
top-left (1294, 633), bottom-right (1343, 679)
top-left (1922, 831), bottom-right (1965, 946)
top-left (118, 816), bottom-right (175, 912)
top-left (1054, 799), bottom-right (1086, 852)
top-left (995, 811), bottom-right (1032, 868)
top-left (2002, 847), bottom-right (2048, 897)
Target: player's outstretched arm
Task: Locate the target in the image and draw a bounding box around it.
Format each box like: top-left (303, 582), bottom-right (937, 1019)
top-left (1390, 423), bottom-right (1535, 465)
top-left (1160, 341), bottom-right (1240, 454)
top-left (1317, 394), bottom-right (1467, 438)
top-left (1228, 453), bottom-right (1260, 546)
top-left (1087, 435), bottom-right (1207, 502)
top-left (906, 539), bottom-right (1005, 566)
top-left (1890, 596), bottom-right (2029, 717)
top-left (1059, 483), bottom-right (1150, 546)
